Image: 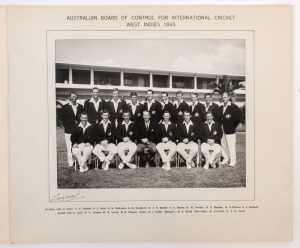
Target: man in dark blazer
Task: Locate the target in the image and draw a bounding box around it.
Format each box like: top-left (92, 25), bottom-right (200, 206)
top-left (176, 110), bottom-right (200, 169)
top-left (199, 111), bottom-right (223, 169)
top-left (60, 91), bottom-right (84, 167)
top-left (116, 111), bottom-right (137, 170)
top-left (92, 110), bottom-right (117, 170)
top-left (202, 93), bottom-right (221, 123)
top-left (127, 92), bottom-right (144, 124)
top-left (136, 110), bottom-right (160, 167)
top-left (190, 93), bottom-right (206, 125)
top-left (83, 87), bottom-right (107, 125)
top-left (219, 92), bottom-right (241, 166)
top-left (71, 112), bottom-right (94, 173)
top-left (144, 89), bottom-right (162, 123)
top-left (174, 90), bottom-right (190, 125)
top-left (107, 88), bottom-right (128, 126)
top-left (161, 92), bottom-right (176, 123)
top-left (156, 111), bottom-right (177, 170)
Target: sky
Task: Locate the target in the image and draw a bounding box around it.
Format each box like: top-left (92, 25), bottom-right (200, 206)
top-left (56, 39), bottom-right (245, 75)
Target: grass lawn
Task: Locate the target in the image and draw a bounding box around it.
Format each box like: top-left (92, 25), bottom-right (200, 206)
top-left (56, 127), bottom-right (246, 188)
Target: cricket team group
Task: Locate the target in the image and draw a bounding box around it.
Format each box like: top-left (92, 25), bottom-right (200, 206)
top-left (59, 87), bottom-right (241, 172)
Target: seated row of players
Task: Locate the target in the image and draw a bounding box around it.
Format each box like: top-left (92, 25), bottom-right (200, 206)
top-left (61, 87), bottom-right (241, 172)
top-left (70, 109), bottom-right (222, 172)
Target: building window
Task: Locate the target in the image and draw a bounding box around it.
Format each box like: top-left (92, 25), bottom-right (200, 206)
top-left (172, 76), bottom-right (194, 89)
top-left (56, 68), bottom-right (69, 84)
top-left (94, 71), bottom-right (120, 86)
top-left (72, 69), bottom-right (90, 85)
top-left (153, 74), bottom-right (170, 88)
top-left (197, 77), bottom-right (215, 89)
top-left (124, 73), bottom-right (150, 87)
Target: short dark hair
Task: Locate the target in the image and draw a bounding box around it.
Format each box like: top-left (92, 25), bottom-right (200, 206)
top-left (206, 111), bottom-right (214, 117)
top-left (176, 90), bottom-right (183, 96)
top-left (143, 110), bottom-right (150, 115)
top-left (146, 89), bottom-right (154, 94)
top-left (204, 93), bottom-right (212, 98)
top-left (112, 88), bottom-right (119, 93)
top-left (183, 110), bottom-right (191, 115)
top-left (190, 93), bottom-right (198, 97)
top-left (92, 87), bottom-right (99, 91)
top-left (161, 92), bottom-right (168, 96)
top-left (222, 92), bottom-right (230, 97)
top-left (80, 111), bottom-right (88, 117)
top-left (122, 110), bottom-right (130, 116)
top-left (69, 91), bottom-right (78, 96)
top-left (130, 92), bottom-right (138, 97)
top-left (102, 109), bottom-right (109, 115)
top-left (163, 110), bottom-right (171, 115)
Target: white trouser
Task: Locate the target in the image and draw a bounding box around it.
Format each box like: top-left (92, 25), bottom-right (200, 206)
top-left (201, 143), bottom-right (221, 164)
top-left (93, 143), bottom-right (117, 162)
top-left (176, 142), bottom-right (198, 164)
top-left (156, 142), bottom-right (177, 163)
top-left (117, 141), bottom-right (137, 163)
top-left (221, 133), bottom-right (236, 164)
top-left (72, 143), bottom-right (93, 168)
top-left (65, 133), bottom-right (73, 166)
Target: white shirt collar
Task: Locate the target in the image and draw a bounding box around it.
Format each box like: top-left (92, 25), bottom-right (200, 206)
top-left (163, 100), bottom-right (169, 105)
top-left (205, 120), bottom-right (215, 125)
top-left (90, 97), bottom-right (101, 103)
top-left (177, 99), bottom-right (183, 104)
top-left (162, 121), bottom-right (172, 125)
top-left (100, 119), bottom-right (111, 125)
top-left (111, 98), bottom-right (122, 103)
top-left (79, 122), bottom-right (91, 129)
top-left (122, 120), bottom-right (132, 125)
top-left (129, 101), bottom-right (139, 106)
top-left (192, 101), bottom-right (199, 106)
top-left (205, 101), bottom-right (213, 107)
top-left (183, 120), bottom-right (194, 126)
top-left (222, 101), bottom-right (232, 107)
top-left (147, 99), bottom-right (155, 104)
top-left (68, 101), bottom-right (78, 107)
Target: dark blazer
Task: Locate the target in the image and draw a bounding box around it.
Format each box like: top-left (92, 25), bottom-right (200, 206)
top-left (161, 101), bottom-right (176, 123)
top-left (61, 103), bottom-right (84, 134)
top-left (127, 103), bottom-right (145, 123)
top-left (94, 121), bottom-right (117, 144)
top-left (70, 123), bottom-right (95, 146)
top-left (107, 99), bottom-right (128, 125)
top-left (158, 122), bottom-right (177, 143)
top-left (220, 103), bottom-right (241, 134)
top-left (83, 98), bottom-right (107, 125)
top-left (144, 100), bottom-right (162, 123)
top-left (176, 121), bottom-right (200, 143)
top-left (199, 121), bottom-right (223, 145)
top-left (203, 102), bottom-right (221, 123)
top-left (190, 102), bottom-right (206, 124)
top-left (174, 100), bottom-right (190, 124)
top-left (136, 121), bottom-right (160, 144)
top-left (116, 121), bottom-right (136, 142)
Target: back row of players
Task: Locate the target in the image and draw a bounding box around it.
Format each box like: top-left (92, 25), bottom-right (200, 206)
top-left (60, 87), bottom-right (241, 172)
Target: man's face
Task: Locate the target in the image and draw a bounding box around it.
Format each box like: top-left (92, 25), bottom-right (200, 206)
top-left (102, 113), bottom-right (109, 122)
top-left (112, 91), bottom-right (119, 100)
top-left (122, 112), bottom-right (130, 122)
top-left (131, 95), bottom-right (138, 104)
top-left (206, 113), bottom-right (214, 124)
top-left (80, 114), bottom-right (88, 125)
top-left (205, 95), bottom-right (212, 105)
top-left (163, 113), bottom-right (171, 122)
top-left (191, 94), bottom-right (197, 103)
top-left (184, 112), bottom-right (191, 122)
top-left (146, 91), bottom-right (153, 101)
top-left (162, 94), bottom-right (168, 103)
top-left (143, 111), bottom-right (150, 122)
top-left (92, 89), bottom-right (99, 99)
top-left (222, 93), bottom-right (229, 104)
top-left (69, 93), bottom-right (77, 103)
top-left (176, 93), bottom-right (183, 101)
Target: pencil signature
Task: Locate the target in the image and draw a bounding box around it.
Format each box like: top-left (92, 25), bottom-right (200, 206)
top-left (51, 193), bottom-right (84, 202)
